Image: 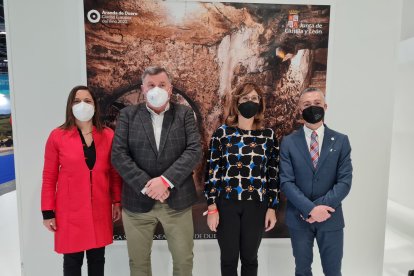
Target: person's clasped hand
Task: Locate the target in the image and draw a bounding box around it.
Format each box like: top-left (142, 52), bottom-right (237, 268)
top-left (306, 205), bottom-right (335, 223)
top-left (145, 177), bottom-right (170, 202)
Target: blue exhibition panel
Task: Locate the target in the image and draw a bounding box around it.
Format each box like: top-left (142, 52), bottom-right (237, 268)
top-left (0, 152), bottom-right (15, 184)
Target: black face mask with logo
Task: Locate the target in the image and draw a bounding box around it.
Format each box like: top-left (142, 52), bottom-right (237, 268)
top-left (302, 106), bottom-right (325, 124)
top-left (238, 101), bottom-right (260, 119)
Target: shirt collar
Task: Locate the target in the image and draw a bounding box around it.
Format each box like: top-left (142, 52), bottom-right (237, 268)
top-left (146, 103), bottom-right (170, 116)
top-left (304, 123), bottom-right (325, 138)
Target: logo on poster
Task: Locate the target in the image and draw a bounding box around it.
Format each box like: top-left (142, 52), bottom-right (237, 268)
top-left (287, 10), bottom-right (300, 29)
top-left (284, 9), bottom-right (323, 35)
top-left (86, 9), bottom-right (138, 24)
top-left (87, 10), bottom-right (101, 23)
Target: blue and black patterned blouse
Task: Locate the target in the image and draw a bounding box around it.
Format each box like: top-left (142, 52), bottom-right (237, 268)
top-left (204, 124), bottom-right (280, 209)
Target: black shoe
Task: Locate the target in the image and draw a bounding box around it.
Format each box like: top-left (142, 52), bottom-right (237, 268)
top-left (408, 270), bottom-right (414, 276)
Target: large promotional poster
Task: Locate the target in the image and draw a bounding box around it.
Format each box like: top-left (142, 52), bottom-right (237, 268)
top-left (83, 0), bottom-right (331, 239)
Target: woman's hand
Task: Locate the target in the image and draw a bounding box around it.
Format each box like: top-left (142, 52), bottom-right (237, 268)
top-left (113, 204), bottom-right (122, 222)
top-left (207, 212), bottom-right (219, 232)
top-left (264, 209), bottom-right (277, 232)
top-left (43, 218), bottom-right (57, 232)
top-left (207, 204), bottom-right (219, 232)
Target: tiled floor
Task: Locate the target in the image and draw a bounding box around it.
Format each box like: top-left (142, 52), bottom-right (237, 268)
top-left (384, 227), bottom-right (414, 276)
top-left (0, 191), bottom-right (21, 276)
top-left (383, 200), bottom-right (414, 276)
top-left (1, 191), bottom-right (413, 276)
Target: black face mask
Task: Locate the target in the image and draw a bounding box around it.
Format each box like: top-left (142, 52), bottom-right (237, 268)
top-left (302, 106), bottom-right (325, 124)
top-left (238, 101), bottom-right (260, 119)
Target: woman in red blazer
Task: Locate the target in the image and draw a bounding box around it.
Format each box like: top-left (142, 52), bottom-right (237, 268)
top-left (41, 85), bottom-right (122, 276)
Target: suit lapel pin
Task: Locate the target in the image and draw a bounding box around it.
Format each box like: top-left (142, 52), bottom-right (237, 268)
top-left (331, 137), bottom-right (335, 141)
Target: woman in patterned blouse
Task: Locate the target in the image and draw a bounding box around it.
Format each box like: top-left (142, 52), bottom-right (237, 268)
top-left (205, 82), bottom-right (279, 276)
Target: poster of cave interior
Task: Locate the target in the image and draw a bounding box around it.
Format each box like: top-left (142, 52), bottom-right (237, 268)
top-left (83, 0), bottom-right (331, 240)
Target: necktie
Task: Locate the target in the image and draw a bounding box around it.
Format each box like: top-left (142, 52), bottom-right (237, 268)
top-left (310, 131), bottom-right (319, 168)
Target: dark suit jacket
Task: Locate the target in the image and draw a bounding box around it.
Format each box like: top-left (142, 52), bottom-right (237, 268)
top-left (280, 125), bottom-right (352, 231)
top-left (111, 102), bottom-right (202, 212)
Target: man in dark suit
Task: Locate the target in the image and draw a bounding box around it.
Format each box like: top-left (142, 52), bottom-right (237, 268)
top-left (280, 87), bottom-right (353, 276)
top-left (111, 66), bottom-right (202, 276)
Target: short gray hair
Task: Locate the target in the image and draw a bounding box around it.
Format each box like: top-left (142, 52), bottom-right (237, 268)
top-left (300, 87), bottom-right (325, 99)
top-left (141, 66), bottom-right (172, 83)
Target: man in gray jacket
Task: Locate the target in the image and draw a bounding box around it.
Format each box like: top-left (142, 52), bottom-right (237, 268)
top-left (111, 66), bottom-right (202, 276)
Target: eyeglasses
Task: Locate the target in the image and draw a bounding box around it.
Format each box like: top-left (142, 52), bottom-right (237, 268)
top-left (239, 95), bottom-right (261, 103)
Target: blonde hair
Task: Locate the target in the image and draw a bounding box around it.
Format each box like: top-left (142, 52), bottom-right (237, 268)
top-left (225, 83), bottom-right (265, 129)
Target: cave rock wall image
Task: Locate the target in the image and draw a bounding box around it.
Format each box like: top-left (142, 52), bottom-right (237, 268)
top-left (84, 0), bottom-right (331, 239)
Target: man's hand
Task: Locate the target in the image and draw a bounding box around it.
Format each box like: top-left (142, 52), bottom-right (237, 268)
top-left (157, 189), bottom-right (170, 203)
top-left (264, 209), bottom-right (277, 232)
top-left (309, 205), bottom-right (335, 223)
top-left (146, 177), bottom-right (168, 200)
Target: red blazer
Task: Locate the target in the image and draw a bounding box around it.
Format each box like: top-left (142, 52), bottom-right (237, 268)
top-left (41, 127), bottom-right (122, 254)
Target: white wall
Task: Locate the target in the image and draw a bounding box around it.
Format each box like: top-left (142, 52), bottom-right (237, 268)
top-left (400, 0), bottom-right (414, 40)
top-left (5, 0), bottom-right (88, 275)
top-left (388, 59), bottom-right (414, 210)
top-left (388, 0), bottom-right (414, 210)
top-left (383, 1), bottom-right (414, 273)
top-left (6, 0), bottom-right (402, 275)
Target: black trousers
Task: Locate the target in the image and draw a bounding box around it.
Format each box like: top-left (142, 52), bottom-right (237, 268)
top-left (63, 247), bottom-right (105, 276)
top-left (216, 198), bottom-right (268, 276)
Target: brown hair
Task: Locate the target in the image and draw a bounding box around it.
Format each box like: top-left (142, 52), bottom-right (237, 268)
top-left (59, 85), bottom-right (104, 131)
top-left (225, 82), bottom-right (265, 129)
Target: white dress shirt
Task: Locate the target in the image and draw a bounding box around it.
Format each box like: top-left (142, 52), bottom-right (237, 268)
top-left (141, 104), bottom-right (174, 194)
top-left (146, 104), bottom-right (170, 151)
top-left (303, 124), bottom-right (325, 154)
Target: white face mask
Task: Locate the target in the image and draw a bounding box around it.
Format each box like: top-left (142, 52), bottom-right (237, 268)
top-left (146, 87), bottom-right (169, 108)
top-left (72, 101), bottom-right (95, 122)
